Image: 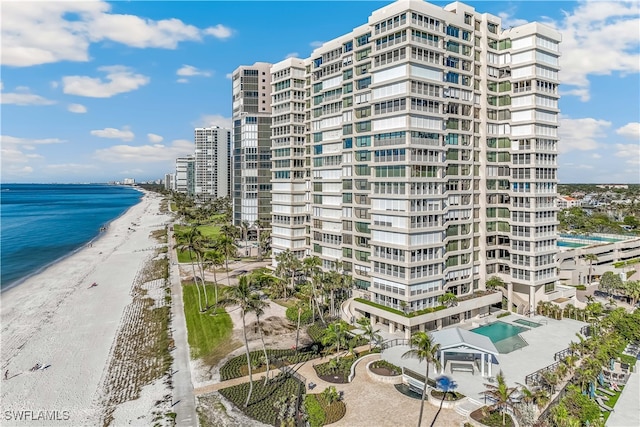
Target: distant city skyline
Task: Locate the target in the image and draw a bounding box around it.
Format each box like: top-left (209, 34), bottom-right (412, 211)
top-left (1, 0), bottom-right (639, 184)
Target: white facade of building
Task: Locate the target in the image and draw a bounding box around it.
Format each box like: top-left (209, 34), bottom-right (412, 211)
top-left (194, 127), bottom-right (231, 202)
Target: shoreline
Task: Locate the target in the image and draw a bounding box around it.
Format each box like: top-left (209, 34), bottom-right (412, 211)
top-left (0, 190), bottom-right (171, 425)
top-left (1, 188), bottom-right (144, 294)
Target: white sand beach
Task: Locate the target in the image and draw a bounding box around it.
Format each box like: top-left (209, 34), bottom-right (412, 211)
top-left (0, 191), bottom-right (171, 426)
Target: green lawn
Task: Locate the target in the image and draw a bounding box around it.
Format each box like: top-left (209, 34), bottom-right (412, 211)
top-left (183, 282), bottom-right (233, 359)
top-left (174, 224), bottom-right (222, 239)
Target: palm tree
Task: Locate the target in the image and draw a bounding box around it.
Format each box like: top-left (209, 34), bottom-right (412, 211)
top-left (253, 219), bottom-right (264, 261)
top-left (431, 376), bottom-right (458, 427)
top-left (294, 299), bottom-right (305, 352)
top-left (223, 275), bottom-right (261, 407)
top-left (302, 255), bottom-right (323, 322)
top-left (241, 220), bottom-right (250, 256)
top-left (584, 253), bottom-right (598, 285)
top-left (482, 371), bottom-right (519, 426)
top-left (275, 250), bottom-right (301, 299)
top-left (216, 234), bottom-right (237, 288)
top-left (251, 298), bottom-right (271, 386)
top-left (175, 226), bottom-right (204, 312)
top-left (321, 320), bottom-right (349, 356)
top-left (402, 332), bottom-right (442, 427)
top-left (203, 248), bottom-right (225, 306)
top-left (356, 317), bottom-right (381, 351)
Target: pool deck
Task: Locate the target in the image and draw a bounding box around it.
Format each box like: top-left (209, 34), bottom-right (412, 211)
top-left (380, 315), bottom-right (586, 402)
top-left (606, 368), bottom-right (640, 427)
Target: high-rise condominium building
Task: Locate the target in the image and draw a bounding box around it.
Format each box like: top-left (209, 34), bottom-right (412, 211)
top-left (231, 63), bottom-right (273, 227)
top-left (175, 155), bottom-right (195, 196)
top-left (194, 127), bottom-right (231, 202)
top-left (263, 0), bottom-right (561, 335)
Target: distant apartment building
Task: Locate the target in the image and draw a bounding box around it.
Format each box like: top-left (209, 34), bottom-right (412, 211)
top-left (241, 0), bottom-right (561, 334)
top-left (231, 62), bottom-right (273, 227)
top-left (175, 155), bottom-right (195, 197)
top-left (164, 173), bottom-right (174, 191)
top-left (194, 127), bottom-right (231, 202)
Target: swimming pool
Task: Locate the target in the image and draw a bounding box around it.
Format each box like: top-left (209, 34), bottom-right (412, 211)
top-left (513, 319), bottom-right (542, 328)
top-left (558, 241), bottom-right (588, 248)
top-left (472, 321), bottom-right (529, 353)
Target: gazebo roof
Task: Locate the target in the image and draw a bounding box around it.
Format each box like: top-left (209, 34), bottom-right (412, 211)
top-left (431, 327), bottom-right (499, 355)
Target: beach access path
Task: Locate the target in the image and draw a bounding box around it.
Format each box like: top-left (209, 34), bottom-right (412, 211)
top-left (167, 225), bottom-right (197, 425)
top-left (0, 191), bottom-right (171, 426)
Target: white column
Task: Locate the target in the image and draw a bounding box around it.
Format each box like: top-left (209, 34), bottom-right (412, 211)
top-left (488, 354), bottom-right (492, 376)
top-left (507, 282), bottom-right (513, 312)
top-left (440, 351), bottom-right (445, 374)
top-left (404, 326), bottom-right (411, 340)
top-left (389, 322), bottom-right (395, 333)
top-left (481, 353), bottom-right (485, 377)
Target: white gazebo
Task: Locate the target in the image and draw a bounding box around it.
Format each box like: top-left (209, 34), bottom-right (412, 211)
top-left (431, 328), bottom-right (499, 377)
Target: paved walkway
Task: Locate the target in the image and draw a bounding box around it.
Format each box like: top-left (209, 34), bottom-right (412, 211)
top-left (195, 346), bottom-right (466, 427)
top-left (168, 226), bottom-right (197, 426)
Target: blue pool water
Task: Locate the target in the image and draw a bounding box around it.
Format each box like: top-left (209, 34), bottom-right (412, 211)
top-left (559, 234), bottom-right (623, 243)
top-left (513, 319), bottom-right (542, 328)
top-left (472, 321), bottom-right (529, 353)
top-left (558, 241), bottom-right (588, 248)
top-left (0, 183), bottom-right (142, 290)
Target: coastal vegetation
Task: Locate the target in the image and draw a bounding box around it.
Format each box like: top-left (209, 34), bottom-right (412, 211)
top-left (99, 251), bottom-right (175, 426)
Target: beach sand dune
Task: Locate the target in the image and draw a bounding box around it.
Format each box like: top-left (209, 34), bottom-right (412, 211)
top-left (1, 191), bottom-right (171, 426)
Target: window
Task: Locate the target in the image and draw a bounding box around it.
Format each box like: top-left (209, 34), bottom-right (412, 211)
top-left (356, 33), bottom-right (371, 46)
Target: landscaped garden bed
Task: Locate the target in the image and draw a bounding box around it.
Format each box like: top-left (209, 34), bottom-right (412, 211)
top-left (304, 387), bottom-right (346, 427)
top-left (220, 348), bottom-right (319, 381)
top-left (470, 407), bottom-right (515, 427)
top-left (368, 359), bottom-right (401, 376)
top-left (313, 356), bottom-right (355, 383)
top-left (430, 389), bottom-right (465, 401)
top-left (218, 373), bottom-right (305, 426)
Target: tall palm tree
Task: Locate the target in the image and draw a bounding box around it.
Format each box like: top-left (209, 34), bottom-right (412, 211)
top-left (241, 220), bottom-right (250, 256)
top-left (223, 275), bottom-right (261, 407)
top-left (216, 234), bottom-right (237, 288)
top-left (402, 332), bottom-right (442, 427)
top-left (275, 249), bottom-right (301, 299)
top-left (294, 299), bottom-right (305, 352)
top-left (302, 255), bottom-right (323, 322)
top-left (482, 371), bottom-right (519, 426)
top-left (175, 226), bottom-right (204, 312)
top-left (251, 297), bottom-right (271, 386)
top-left (356, 317), bottom-right (381, 351)
top-left (584, 253), bottom-right (598, 285)
top-left (253, 219), bottom-right (264, 261)
top-left (204, 248), bottom-right (225, 306)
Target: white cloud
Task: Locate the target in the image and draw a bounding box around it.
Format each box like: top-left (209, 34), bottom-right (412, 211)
top-left (614, 144), bottom-right (640, 165)
top-left (1, 85), bottom-right (56, 105)
top-left (1, 134), bottom-right (64, 178)
top-left (558, 116), bottom-right (611, 153)
top-left (225, 73), bottom-right (233, 79)
top-left (147, 133), bottom-right (164, 143)
top-left (194, 114), bottom-right (233, 130)
top-left (90, 127), bottom-right (135, 142)
top-left (177, 78), bottom-right (189, 84)
top-left (93, 139), bottom-right (194, 163)
top-left (67, 103), bottom-right (87, 113)
top-left (176, 64), bottom-right (212, 77)
top-left (285, 52), bottom-right (299, 59)
top-left (545, 1), bottom-right (640, 101)
top-left (203, 24), bottom-right (233, 39)
top-left (309, 41), bottom-right (323, 48)
top-left (46, 163), bottom-right (95, 170)
top-left (1, 1), bottom-right (234, 67)
top-left (62, 66), bottom-right (149, 98)
top-left (0, 135), bottom-right (65, 145)
top-left (497, 12), bottom-right (528, 28)
top-left (591, 153), bottom-right (602, 159)
top-left (615, 122), bottom-right (640, 139)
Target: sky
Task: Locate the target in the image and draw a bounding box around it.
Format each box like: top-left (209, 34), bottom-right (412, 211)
top-left (1, 0), bottom-right (639, 184)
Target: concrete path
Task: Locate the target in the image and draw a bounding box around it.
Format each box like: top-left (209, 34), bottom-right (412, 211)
top-left (168, 226), bottom-right (197, 426)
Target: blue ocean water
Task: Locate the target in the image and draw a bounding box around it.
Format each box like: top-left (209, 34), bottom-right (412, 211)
top-left (0, 184), bottom-right (142, 291)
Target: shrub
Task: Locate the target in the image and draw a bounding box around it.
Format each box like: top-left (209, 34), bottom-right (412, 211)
top-left (430, 390), bottom-right (465, 401)
top-left (497, 312), bottom-right (511, 318)
top-left (286, 305), bottom-right (314, 324)
top-left (220, 348), bottom-right (318, 381)
top-left (304, 395), bottom-right (325, 427)
top-left (370, 359), bottom-right (401, 375)
top-left (314, 356), bottom-right (355, 382)
top-left (576, 285), bottom-right (587, 291)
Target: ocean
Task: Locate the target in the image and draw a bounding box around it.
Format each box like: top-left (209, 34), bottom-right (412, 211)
top-left (0, 183), bottom-right (143, 291)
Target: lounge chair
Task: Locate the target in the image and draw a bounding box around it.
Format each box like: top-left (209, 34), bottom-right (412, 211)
top-left (597, 387), bottom-right (615, 396)
top-left (595, 396), bottom-right (613, 412)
